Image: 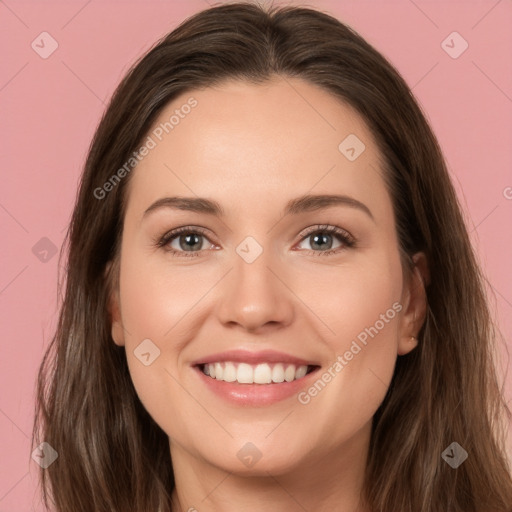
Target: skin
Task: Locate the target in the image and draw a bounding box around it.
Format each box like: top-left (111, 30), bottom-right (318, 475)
top-left (108, 76), bottom-right (429, 512)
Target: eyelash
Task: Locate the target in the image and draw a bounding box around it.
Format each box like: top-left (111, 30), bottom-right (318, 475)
top-left (154, 224), bottom-right (356, 258)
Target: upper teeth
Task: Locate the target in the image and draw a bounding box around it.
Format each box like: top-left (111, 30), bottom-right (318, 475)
top-left (202, 362), bottom-right (308, 384)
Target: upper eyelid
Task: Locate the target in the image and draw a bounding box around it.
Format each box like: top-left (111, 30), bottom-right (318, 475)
top-left (162, 224), bottom-right (351, 238)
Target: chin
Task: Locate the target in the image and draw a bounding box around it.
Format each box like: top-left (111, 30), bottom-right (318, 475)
top-left (201, 442), bottom-right (306, 477)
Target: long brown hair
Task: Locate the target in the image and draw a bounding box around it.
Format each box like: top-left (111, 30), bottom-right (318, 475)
top-left (32, 2), bottom-right (512, 511)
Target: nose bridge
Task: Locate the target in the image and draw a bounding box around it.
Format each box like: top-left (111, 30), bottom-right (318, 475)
top-left (216, 234), bottom-right (294, 331)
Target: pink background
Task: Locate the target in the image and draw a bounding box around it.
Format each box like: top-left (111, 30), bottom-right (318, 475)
top-left (1, 0), bottom-right (511, 509)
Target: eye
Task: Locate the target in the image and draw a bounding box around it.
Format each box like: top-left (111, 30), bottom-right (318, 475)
top-left (295, 224), bottom-right (355, 256)
top-left (155, 226), bottom-right (216, 258)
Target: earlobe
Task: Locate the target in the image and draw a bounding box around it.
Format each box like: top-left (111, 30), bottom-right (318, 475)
top-left (397, 335), bottom-right (419, 355)
top-left (397, 252), bottom-right (429, 356)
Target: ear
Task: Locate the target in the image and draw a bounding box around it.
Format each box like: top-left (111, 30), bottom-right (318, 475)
top-left (397, 251), bottom-right (429, 356)
top-left (104, 261), bottom-right (126, 347)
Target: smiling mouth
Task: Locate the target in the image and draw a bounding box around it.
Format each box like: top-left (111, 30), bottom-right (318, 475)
top-left (197, 362), bottom-right (319, 384)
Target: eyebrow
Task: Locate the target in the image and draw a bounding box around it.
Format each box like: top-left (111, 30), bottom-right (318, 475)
top-left (142, 194), bottom-right (374, 222)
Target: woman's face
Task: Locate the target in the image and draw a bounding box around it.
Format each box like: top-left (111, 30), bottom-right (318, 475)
top-left (109, 76), bottom-right (426, 477)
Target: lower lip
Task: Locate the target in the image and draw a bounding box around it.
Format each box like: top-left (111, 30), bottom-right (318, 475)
top-left (193, 366), bottom-right (321, 406)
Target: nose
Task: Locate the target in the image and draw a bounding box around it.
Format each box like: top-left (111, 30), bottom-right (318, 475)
top-left (215, 246), bottom-right (295, 333)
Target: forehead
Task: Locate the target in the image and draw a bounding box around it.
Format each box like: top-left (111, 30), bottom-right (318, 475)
top-left (125, 76), bottom-right (391, 223)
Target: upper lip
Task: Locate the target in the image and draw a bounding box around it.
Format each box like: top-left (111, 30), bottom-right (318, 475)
top-left (191, 349), bottom-right (319, 367)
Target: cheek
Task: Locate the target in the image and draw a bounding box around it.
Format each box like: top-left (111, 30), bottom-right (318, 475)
top-left (296, 253), bottom-right (402, 353)
top-left (119, 247), bottom-right (202, 345)
top-left (327, 275), bottom-right (401, 356)
top-left (116, 251), bottom-right (193, 423)
top-left (296, 255), bottom-right (403, 438)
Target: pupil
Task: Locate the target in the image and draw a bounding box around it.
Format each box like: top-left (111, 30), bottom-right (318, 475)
top-left (312, 233), bottom-right (332, 250)
top-left (181, 233), bottom-right (201, 251)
